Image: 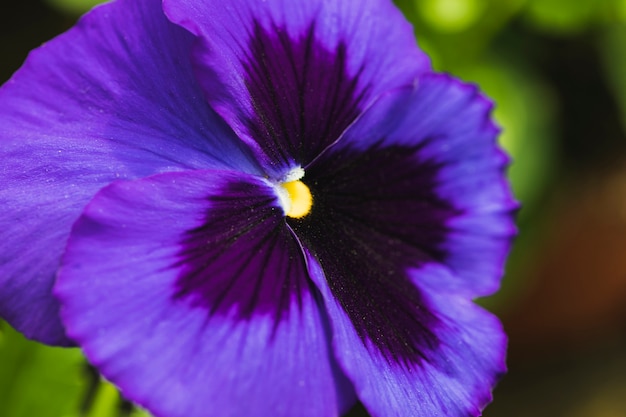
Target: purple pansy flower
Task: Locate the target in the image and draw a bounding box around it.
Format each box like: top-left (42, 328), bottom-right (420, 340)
top-left (0, 0), bottom-right (516, 416)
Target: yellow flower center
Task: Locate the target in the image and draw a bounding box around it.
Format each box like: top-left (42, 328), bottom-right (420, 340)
top-left (281, 180), bottom-right (312, 218)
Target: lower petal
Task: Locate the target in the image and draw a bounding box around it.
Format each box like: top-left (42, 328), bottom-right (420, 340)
top-left (304, 252), bottom-right (506, 417)
top-left (55, 170), bottom-right (353, 417)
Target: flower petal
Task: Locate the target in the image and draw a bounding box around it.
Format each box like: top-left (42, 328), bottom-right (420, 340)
top-left (287, 74), bottom-right (514, 415)
top-left (55, 170), bottom-right (354, 417)
top-left (0, 0), bottom-right (260, 344)
top-left (301, 74), bottom-right (517, 299)
top-left (163, 0), bottom-right (430, 174)
top-left (305, 252), bottom-right (506, 417)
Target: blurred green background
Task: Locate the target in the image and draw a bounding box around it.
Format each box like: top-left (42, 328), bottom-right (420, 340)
top-left (1, 0), bottom-right (626, 416)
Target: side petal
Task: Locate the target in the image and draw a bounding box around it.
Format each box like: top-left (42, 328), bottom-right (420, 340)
top-left (305, 252), bottom-right (506, 417)
top-left (304, 74), bottom-right (517, 298)
top-left (287, 74), bottom-right (514, 415)
top-left (55, 170), bottom-right (354, 417)
top-left (163, 0), bottom-right (430, 174)
top-left (0, 0), bottom-right (260, 344)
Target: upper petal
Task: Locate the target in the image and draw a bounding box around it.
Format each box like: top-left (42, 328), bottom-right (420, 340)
top-left (0, 0), bottom-right (260, 345)
top-left (163, 0), bottom-right (431, 175)
top-left (55, 169), bottom-right (354, 417)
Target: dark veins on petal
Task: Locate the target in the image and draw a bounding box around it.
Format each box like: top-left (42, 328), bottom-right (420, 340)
top-left (290, 141), bottom-right (462, 366)
top-left (173, 180), bottom-right (307, 325)
top-left (242, 20), bottom-right (370, 168)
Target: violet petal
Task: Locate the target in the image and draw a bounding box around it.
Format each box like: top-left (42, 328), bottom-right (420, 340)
top-left (55, 169), bottom-right (355, 417)
top-left (288, 74), bottom-right (515, 416)
top-left (305, 250), bottom-right (507, 417)
top-left (163, 0), bottom-right (430, 175)
top-left (0, 0), bottom-right (260, 345)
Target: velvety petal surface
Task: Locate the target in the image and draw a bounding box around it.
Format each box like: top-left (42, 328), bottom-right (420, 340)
top-left (55, 170), bottom-right (354, 417)
top-left (164, 0), bottom-right (430, 174)
top-left (0, 0), bottom-right (260, 344)
top-left (287, 74), bottom-right (514, 416)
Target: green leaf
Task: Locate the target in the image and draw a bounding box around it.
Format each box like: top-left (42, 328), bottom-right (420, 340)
top-left (43, 0), bottom-right (108, 16)
top-left (0, 321), bottom-right (86, 417)
top-left (600, 23), bottom-right (626, 133)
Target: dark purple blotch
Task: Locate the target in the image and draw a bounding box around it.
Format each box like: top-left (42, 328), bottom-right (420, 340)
top-left (173, 180), bottom-right (307, 325)
top-left (290, 140), bottom-right (461, 367)
top-left (242, 20), bottom-right (370, 169)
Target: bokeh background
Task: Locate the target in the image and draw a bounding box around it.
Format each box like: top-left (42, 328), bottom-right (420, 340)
top-left (1, 0), bottom-right (626, 416)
